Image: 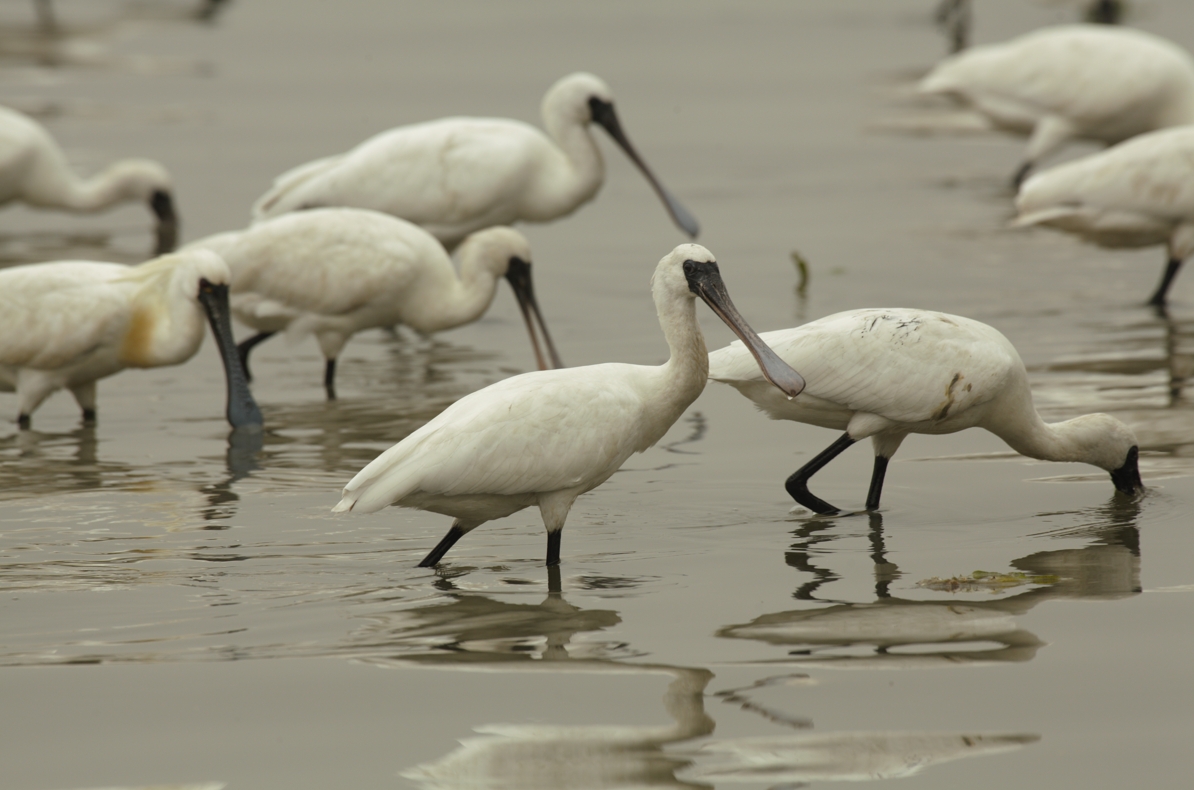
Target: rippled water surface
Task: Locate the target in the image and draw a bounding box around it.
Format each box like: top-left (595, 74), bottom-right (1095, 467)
top-left (3, 1), bottom-right (1194, 788)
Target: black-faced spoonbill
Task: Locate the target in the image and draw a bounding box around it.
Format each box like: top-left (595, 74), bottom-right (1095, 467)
top-left (918, 25), bottom-right (1194, 187)
top-left (1015, 126), bottom-right (1194, 308)
top-left (332, 244), bottom-right (805, 567)
top-left (0, 249), bottom-right (261, 429)
top-left (251, 72), bottom-right (699, 249)
top-left (707, 308), bottom-right (1143, 514)
top-left (186, 208), bottom-right (561, 399)
top-left (0, 104), bottom-right (178, 254)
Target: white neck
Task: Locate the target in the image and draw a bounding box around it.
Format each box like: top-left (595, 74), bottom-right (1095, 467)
top-left (32, 160), bottom-right (145, 213)
top-left (644, 292), bottom-right (709, 431)
top-left (989, 405), bottom-right (1115, 469)
top-left (400, 258), bottom-right (500, 335)
top-left (527, 111), bottom-right (604, 219)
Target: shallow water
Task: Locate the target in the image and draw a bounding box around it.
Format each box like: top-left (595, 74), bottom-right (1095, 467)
top-left (2, 1), bottom-right (1194, 788)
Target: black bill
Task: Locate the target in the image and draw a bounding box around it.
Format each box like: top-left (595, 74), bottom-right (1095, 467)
top-left (589, 97), bottom-right (700, 239)
top-left (150, 189), bottom-right (179, 255)
top-left (683, 259), bottom-right (806, 398)
top-left (197, 279), bottom-right (265, 428)
top-left (505, 256), bottom-right (564, 370)
top-left (1110, 446), bottom-right (1144, 496)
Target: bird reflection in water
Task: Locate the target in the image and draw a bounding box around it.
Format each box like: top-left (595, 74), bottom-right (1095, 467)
top-left (1041, 310), bottom-right (1194, 409)
top-left (682, 730), bottom-right (1039, 785)
top-left (355, 566), bottom-right (631, 665)
top-left (360, 570), bottom-right (712, 789)
top-left (0, 423), bottom-right (141, 497)
top-left (373, 570), bottom-right (1039, 789)
top-left (197, 424), bottom-right (263, 524)
top-left (720, 499), bottom-right (1141, 668)
top-left (0, 418), bottom-right (262, 529)
top-left (402, 664), bottom-right (715, 790)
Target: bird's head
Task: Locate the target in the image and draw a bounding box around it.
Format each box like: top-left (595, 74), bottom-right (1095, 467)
top-left (458, 226), bottom-right (562, 371)
top-left (653, 244), bottom-right (805, 399)
top-left (1060, 413), bottom-right (1144, 496)
top-left (543, 72), bottom-right (614, 126)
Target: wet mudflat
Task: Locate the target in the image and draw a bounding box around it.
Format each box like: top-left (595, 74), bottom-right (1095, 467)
top-left (2, 1), bottom-right (1193, 788)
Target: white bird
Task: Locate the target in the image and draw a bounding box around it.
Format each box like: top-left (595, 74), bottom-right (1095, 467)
top-left (707, 308), bottom-right (1143, 514)
top-left (0, 249), bottom-right (261, 428)
top-left (0, 104), bottom-right (178, 254)
top-left (251, 72), bottom-right (699, 249)
top-left (1015, 125), bottom-right (1194, 308)
top-left (919, 25), bottom-right (1194, 187)
top-left (333, 243), bottom-right (805, 567)
top-left (186, 208), bottom-right (561, 399)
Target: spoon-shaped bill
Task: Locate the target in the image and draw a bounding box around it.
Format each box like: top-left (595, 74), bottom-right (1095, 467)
top-left (505, 257), bottom-right (564, 370)
top-left (151, 189), bottom-right (179, 255)
top-left (197, 280), bottom-right (264, 428)
top-left (683, 260), bottom-right (806, 398)
top-left (588, 98), bottom-right (700, 239)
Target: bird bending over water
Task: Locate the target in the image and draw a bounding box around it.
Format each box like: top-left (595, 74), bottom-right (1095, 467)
top-left (0, 104), bottom-right (178, 254)
top-left (918, 25), bottom-right (1194, 187)
top-left (252, 72), bottom-right (699, 249)
top-left (707, 308), bottom-right (1143, 514)
top-left (1015, 126), bottom-right (1194, 308)
top-left (187, 209), bottom-right (561, 398)
top-left (333, 243), bottom-right (805, 567)
top-left (0, 249), bottom-right (261, 429)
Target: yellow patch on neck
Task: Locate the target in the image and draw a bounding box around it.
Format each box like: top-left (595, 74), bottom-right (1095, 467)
top-left (120, 303), bottom-right (159, 367)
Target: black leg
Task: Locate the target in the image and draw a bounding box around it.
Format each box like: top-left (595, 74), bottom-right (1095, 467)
top-left (784, 433), bottom-right (856, 515)
top-left (1147, 259), bottom-right (1183, 308)
top-left (547, 564), bottom-right (562, 593)
top-left (81, 408), bottom-right (97, 423)
top-left (865, 456), bottom-right (890, 511)
top-left (546, 529), bottom-right (562, 567)
top-left (418, 524), bottom-right (466, 567)
top-left (236, 331), bottom-right (276, 382)
top-left (17, 413), bottom-right (30, 429)
top-left (324, 358), bottom-right (337, 400)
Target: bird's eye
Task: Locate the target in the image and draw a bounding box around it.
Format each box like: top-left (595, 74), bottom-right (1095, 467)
top-left (683, 260), bottom-right (697, 275)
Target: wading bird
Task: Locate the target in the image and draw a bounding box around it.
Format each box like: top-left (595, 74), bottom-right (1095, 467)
top-left (333, 244), bottom-right (805, 567)
top-left (187, 209), bottom-right (561, 399)
top-left (252, 72), bottom-right (699, 249)
top-left (0, 249), bottom-right (261, 428)
top-left (1015, 125), bottom-right (1194, 308)
top-left (0, 104), bottom-right (178, 254)
top-left (707, 308), bottom-right (1143, 514)
top-left (918, 25), bottom-right (1194, 187)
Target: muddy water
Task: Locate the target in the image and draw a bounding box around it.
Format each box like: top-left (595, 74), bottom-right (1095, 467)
top-left (2, 1), bottom-right (1193, 788)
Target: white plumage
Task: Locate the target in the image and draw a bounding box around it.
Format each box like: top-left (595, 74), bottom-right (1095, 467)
top-left (333, 243), bottom-right (805, 567)
top-left (707, 308), bottom-right (1143, 513)
top-left (0, 249), bottom-right (261, 428)
top-left (919, 25), bottom-right (1194, 186)
top-left (186, 209), bottom-right (560, 397)
top-left (0, 103), bottom-right (178, 253)
top-left (251, 72), bottom-right (698, 249)
top-left (1016, 125), bottom-right (1194, 307)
